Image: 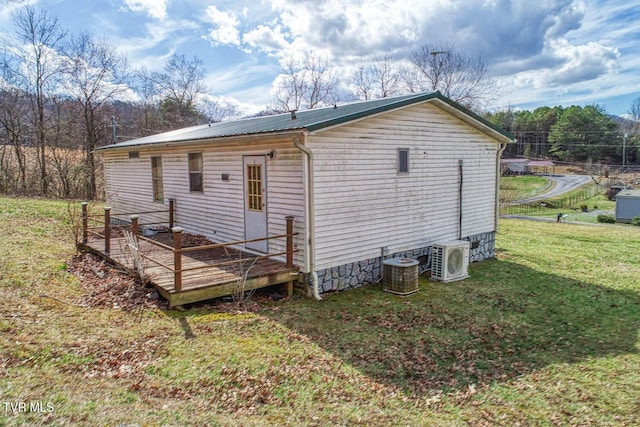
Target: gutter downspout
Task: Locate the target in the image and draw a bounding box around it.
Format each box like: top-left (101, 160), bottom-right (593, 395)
top-left (294, 136), bottom-right (322, 300)
top-left (495, 142), bottom-right (508, 231)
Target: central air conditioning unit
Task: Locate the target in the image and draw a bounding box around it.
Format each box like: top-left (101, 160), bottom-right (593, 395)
top-left (431, 240), bottom-right (470, 282)
top-left (383, 258), bottom-right (419, 296)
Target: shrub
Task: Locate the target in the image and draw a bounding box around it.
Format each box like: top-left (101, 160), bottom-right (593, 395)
top-left (597, 214), bottom-right (616, 224)
top-left (631, 216), bottom-right (640, 226)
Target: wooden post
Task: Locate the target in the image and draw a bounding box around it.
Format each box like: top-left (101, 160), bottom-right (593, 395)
top-left (285, 216), bottom-right (294, 268)
top-left (172, 227), bottom-right (183, 293)
top-left (130, 215), bottom-right (139, 238)
top-left (169, 199), bottom-right (175, 229)
top-left (81, 202), bottom-right (88, 245)
top-left (104, 206), bottom-right (111, 254)
top-left (285, 216), bottom-right (294, 297)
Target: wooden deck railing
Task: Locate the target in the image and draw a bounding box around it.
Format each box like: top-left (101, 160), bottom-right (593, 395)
top-left (162, 218), bottom-right (298, 292)
top-left (81, 200), bottom-right (175, 254)
top-left (81, 201), bottom-right (298, 295)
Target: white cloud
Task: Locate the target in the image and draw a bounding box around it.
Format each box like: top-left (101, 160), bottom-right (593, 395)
top-left (545, 39), bottom-right (619, 86)
top-left (111, 19), bottom-right (200, 70)
top-left (204, 6), bottom-right (241, 46)
top-left (266, 0), bottom-right (435, 59)
top-left (123, 0), bottom-right (168, 20)
top-left (243, 25), bottom-right (290, 53)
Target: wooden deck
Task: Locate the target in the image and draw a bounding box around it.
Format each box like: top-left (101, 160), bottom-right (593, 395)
top-left (80, 232), bottom-right (299, 307)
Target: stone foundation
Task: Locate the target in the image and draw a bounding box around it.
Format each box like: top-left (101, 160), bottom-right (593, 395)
top-left (309, 231), bottom-right (495, 294)
top-left (465, 231), bottom-right (496, 262)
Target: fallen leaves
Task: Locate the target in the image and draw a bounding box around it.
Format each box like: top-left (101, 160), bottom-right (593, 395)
top-left (56, 334), bottom-right (167, 380)
top-left (66, 253), bottom-right (167, 311)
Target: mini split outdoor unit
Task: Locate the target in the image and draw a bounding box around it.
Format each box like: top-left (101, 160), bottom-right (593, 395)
top-left (431, 240), bottom-right (470, 282)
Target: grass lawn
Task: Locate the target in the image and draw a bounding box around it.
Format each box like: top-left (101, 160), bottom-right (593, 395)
top-left (1, 196), bottom-right (639, 426)
top-left (500, 175), bottom-right (552, 201)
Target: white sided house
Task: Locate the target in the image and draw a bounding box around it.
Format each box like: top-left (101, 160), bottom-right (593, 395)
top-left (97, 92), bottom-right (515, 296)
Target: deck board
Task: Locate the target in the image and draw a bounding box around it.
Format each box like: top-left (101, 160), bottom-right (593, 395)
top-left (80, 233), bottom-right (299, 307)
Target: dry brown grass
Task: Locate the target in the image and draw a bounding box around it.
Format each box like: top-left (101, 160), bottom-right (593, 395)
top-left (0, 145), bottom-right (103, 198)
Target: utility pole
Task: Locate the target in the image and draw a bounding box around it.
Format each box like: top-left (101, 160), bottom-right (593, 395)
top-left (623, 132), bottom-right (628, 169)
top-left (111, 116), bottom-right (117, 144)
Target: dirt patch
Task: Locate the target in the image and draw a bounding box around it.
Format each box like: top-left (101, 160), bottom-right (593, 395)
top-left (66, 253), bottom-right (168, 310)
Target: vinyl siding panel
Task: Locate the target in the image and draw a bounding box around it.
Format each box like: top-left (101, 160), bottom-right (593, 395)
top-left (308, 103), bottom-right (499, 271)
top-left (102, 138), bottom-right (306, 265)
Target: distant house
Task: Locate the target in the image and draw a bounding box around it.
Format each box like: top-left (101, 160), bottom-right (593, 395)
top-left (96, 92), bottom-right (515, 296)
top-left (615, 189), bottom-right (640, 223)
top-left (501, 158), bottom-right (529, 174)
top-left (500, 158), bottom-right (555, 175)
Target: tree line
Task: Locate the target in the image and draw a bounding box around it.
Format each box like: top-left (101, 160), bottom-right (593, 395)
top-left (485, 104), bottom-right (640, 168)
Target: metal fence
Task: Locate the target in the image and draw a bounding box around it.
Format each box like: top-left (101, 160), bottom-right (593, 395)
top-left (501, 184), bottom-right (604, 216)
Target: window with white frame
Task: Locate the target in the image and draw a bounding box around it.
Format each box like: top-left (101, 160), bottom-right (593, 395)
top-left (188, 152), bottom-right (203, 192)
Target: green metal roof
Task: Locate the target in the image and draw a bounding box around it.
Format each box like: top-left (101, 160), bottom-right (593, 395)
top-left (98, 91), bottom-right (515, 150)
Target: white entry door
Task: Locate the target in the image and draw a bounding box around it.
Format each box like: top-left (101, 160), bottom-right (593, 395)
top-left (243, 155), bottom-right (267, 252)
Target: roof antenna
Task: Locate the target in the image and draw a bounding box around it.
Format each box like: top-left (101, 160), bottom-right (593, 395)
top-left (290, 110), bottom-right (297, 120)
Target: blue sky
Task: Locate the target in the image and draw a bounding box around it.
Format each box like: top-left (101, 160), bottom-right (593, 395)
top-left (2, 0), bottom-right (640, 116)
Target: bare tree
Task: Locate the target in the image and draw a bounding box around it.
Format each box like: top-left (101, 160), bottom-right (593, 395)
top-left (274, 55), bottom-right (306, 111)
top-left (0, 85), bottom-right (31, 193)
top-left (351, 63), bottom-right (376, 101)
top-left (201, 97), bottom-right (239, 123)
top-left (351, 56), bottom-right (401, 100)
top-left (375, 56), bottom-right (401, 99)
top-left (46, 97), bottom-right (87, 198)
top-left (10, 5), bottom-right (67, 195)
top-left (152, 54), bottom-right (207, 128)
top-left (273, 51), bottom-right (340, 111)
top-left (131, 67), bottom-right (162, 135)
top-left (404, 43), bottom-right (495, 110)
top-left (62, 31), bottom-right (130, 199)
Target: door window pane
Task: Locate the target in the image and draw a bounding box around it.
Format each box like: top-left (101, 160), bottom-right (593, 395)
top-left (246, 164), bottom-right (263, 212)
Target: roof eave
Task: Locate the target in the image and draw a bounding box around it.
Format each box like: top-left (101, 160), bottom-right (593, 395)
top-left (95, 129), bottom-right (306, 152)
top-left (305, 91), bottom-right (516, 144)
